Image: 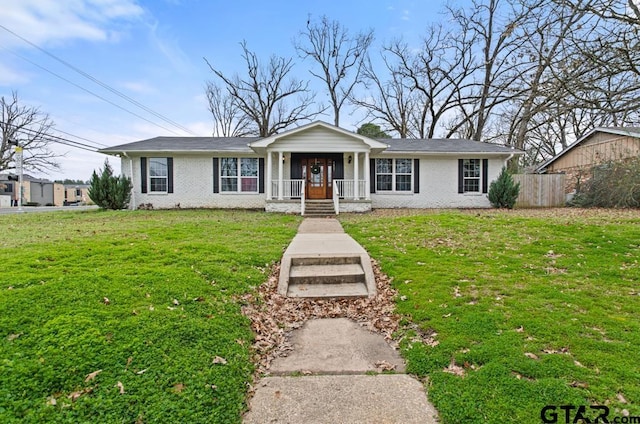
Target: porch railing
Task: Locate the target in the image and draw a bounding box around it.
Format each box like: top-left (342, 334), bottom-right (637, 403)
top-left (334, 179), bottom-right (368, 200)
top-left (271, 179), bottom-right (304, 200)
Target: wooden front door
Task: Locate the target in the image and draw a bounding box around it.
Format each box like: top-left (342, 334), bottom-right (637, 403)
top-left (304, 158), bottom-right (331, 199)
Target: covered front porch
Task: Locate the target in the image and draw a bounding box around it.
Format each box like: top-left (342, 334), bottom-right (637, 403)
top-left (264, 152), bottom-right (372, 215)
top-left (247, 121), bottom-right (389, 215)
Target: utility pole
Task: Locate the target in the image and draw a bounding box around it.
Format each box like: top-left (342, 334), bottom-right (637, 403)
top-left (8, 140), bottom-right (23, 212)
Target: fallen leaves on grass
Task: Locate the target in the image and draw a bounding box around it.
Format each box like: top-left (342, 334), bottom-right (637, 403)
top-left (7, 333), bottom-right (22, 341)
top-left (172, 383), bottom-right (185, 393)
top-left (443, 359), bottom-right (466, 377)
top-left (525, 352), bottom-right (539, 360)
top-left (512, 371), bottom-right (534, 381)
top-left (68, 387), bottom-right (93, 402)
top-left (570, 381), bottom-right (589, 389)
top-left (115, 381), bottom-right (125, 394)
top-left (102, 297), bottom-right (110, 305)
top-left (212, 356), bottom-right (227, 365)
top-left (542, 347), bottom-right (570, 355)
top-left (545, 250), bottom-right (564, 259)
top-left (403, 323), bottom-right (440, 347)
top-left (84, 369), bottom-right (102, 382)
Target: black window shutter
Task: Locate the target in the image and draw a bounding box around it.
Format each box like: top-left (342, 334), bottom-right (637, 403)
top-left (212, 157), bottom-right (219, 193)
top-left (258, 158), bottom-right (265, 193)
top-left (291, 155), bottom-right (302, 179)
top-left (370, 158), bottom-right (376, 193)
top-left (482, 159), bottom-right (489, 194)
top-left (141, 157), bottom-right (147, 193)
top-left (335, 157), bottom-right (344, 180)
top-left (458, 159), bottom-right (464, 193)
top-left (413, 158), bottom-right (420, 194)
top-left (167, 157), bottom-right (174, 193)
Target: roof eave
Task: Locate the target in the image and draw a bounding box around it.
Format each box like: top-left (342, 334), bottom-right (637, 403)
top-left (380, 150), bottom-right (524, 156)
top-left (536, 127), bottom-right (640, 172)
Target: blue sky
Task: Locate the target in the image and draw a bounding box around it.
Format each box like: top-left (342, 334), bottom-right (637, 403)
top-left (0, 0), bottom-right (451, 180)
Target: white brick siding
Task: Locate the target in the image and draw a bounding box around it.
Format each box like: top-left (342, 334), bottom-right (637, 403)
top-left (121, 153), bottom-right (508, 211)
top-left (124, 154), bottom-right (266, 210)
top-left (370, 157), bottom-right (505, 209)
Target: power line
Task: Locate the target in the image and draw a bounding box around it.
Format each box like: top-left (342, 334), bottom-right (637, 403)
top-left (2, 120), bottom-right (99, 153)
top-left (0, 23), bottom-right (196, 135)
top-left (53, 128), bottom-right (109, 148)
top-left (1, 46), bottom-right (184, 136)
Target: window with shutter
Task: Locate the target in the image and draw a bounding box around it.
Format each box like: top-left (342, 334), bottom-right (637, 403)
top-left (374, 158), bottom-right (413, 192)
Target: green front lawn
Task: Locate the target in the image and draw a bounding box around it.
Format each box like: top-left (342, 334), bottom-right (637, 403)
top-left (341, 209), bottom-right (640, 424)
top-left (2, 208), bottom-right (638, 424)
top-left (0, 210), bottom-right (300, 423)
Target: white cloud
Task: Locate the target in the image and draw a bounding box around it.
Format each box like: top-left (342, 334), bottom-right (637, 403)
top-left (0, 0), bottom-right (145, 48)
top-left (146, 20), bottom-right (192, 73)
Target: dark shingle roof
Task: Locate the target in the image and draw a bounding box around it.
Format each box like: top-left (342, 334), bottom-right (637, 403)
top-left (101, 136), bottom-right (260, 154)
top-left (379, 138), bottom-right (519, 154)
top-left (100, 135), bottom-right (520, 155)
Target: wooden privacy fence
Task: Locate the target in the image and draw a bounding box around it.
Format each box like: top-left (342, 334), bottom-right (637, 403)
top-left (512, 174), bottom-right (566, 208)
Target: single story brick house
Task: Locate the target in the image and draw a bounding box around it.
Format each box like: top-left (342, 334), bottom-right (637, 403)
top-left (535, 127), bottom-right (640, 193)
top-left (100, 121), bottom-right (522, 213)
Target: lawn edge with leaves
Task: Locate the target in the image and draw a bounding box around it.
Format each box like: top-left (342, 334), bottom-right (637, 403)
top-left (1, 209), bottom-right (301, 424)
top-left (340, 208), bottom-right (640, 424)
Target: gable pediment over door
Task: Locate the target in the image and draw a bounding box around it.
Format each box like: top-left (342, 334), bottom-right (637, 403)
top-left (249, 121), bottom-right (388, 154)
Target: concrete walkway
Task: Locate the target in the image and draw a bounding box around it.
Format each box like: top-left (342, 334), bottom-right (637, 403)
top-left (243, 319), bottom-right (438, 424)
top-left (277, 218), bottom-right (377, 298)
top-left (244, 218), bottom-right (439, 424)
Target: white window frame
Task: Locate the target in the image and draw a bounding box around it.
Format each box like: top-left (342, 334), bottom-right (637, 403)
top-left (463, 159), bottom-right (481, 193)
top-left (148, 157), bottom-right (168, 193)
top-left (220, 157), bottom-right (259, 194)
top-left (375, 158), bottom-right (413, 192)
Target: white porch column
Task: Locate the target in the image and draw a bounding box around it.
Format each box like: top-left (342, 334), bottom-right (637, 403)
top-left (353, 152), bottom-right (360, 200)
top-left (278, 151), bottom-right (284, 200)
top-left (266, 151), bottom-right (273, 199)
top-left (364, 151), bottom-right (370, 200)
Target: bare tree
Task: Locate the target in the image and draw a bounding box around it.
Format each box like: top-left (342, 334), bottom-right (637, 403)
top-left (447, 0), bottom-right (532, 141)
top-left (401, 25), bottom-right (477, 139)
top-left (351, 52), bottom-right (415, 138)
top-left (205, 41), bottom-right (319, 137)
top-left (354, 24), bottom-right (477, 139)
top-left (0, 91), bottom-right (60, 173)
top-left (506, 0), bottom-right (591, 151)
top-left (205, 81), bottom-right (253, 137)
top-left (294, 15), bottom-right (374, 126)
top-left (506, 0), bottom-right (640, 162)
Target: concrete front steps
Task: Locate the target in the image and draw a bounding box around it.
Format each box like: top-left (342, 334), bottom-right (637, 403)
top-left (287, 256), bottom-right (368, 298)
top-left (278, 219), bottom-right (377, 299)
top-left (303, 199), bottom-right (335, 216)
